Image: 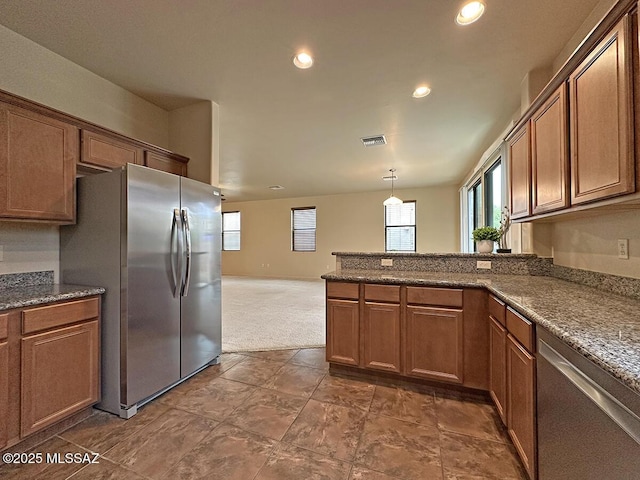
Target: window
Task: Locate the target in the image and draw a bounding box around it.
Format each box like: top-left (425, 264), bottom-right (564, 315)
top-left (222, 211), bottom-right (241, 251)
top-left (461, 148), bottom-right (505, 252)
top-left (385, 201), bottom-right (416, 252)
top-left (292, 207), bottom-right (316, 252)
top-left (484, 160), bottom-right (502, 228)
top-left (467, 179), bottom-right (482, 252)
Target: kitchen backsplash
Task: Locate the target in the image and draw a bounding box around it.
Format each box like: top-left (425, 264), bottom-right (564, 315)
top-left (334, 252), bottom-right (640, 300)
top-left (0, 270), bottom-right (54, 288)
top-left (335, 252), bottom-right (553, 276)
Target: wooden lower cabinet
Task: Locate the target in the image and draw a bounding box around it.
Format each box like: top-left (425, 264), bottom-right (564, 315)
top-left (0, 340), bottom-right (8, 450)
top-left (1, 296), bottom-right (101, 450)
top-left (489, 316), bottom-right (508, 424)
top-left (326, 298), bottom-right (359, 366)
top-left (21, 321), bottom-right (99, 437)
top-left (362, 302), bottom-right (401, 373)
top-left (404, 306), bottom-right (464, 384)
top-left (507, 334), bottom-right (537, 480)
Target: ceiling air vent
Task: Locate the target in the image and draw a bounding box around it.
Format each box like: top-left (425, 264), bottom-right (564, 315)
top-left (361, 134), bottom-right (387, 147)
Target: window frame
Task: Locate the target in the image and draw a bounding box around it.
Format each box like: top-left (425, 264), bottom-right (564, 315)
top-left (384, 200), bottom-right (417, 253)
top-left (222, 211), bottom-right (241, 251)
top-left (291, 206), bottom-right (317, 252)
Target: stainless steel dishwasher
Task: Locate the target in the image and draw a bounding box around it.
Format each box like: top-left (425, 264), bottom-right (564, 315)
top-left (537, 328), bottom-right (640, 479)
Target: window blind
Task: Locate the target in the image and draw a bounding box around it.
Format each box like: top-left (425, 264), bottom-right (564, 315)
top-left (222, 211), bottom-right (241, 251)
top-left (292, 207), bottom-right (316, 252)
top-left (385, 201), bottom-right (416, 252)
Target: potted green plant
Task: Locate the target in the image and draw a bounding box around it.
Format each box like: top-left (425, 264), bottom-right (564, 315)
top-left (497, 206), bottom-right (512, 253)
top-left (472, 226), bottom-right (500, 253)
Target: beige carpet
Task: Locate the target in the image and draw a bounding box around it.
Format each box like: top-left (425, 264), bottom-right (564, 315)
top-left (221, 276), bottom-right (326, 352)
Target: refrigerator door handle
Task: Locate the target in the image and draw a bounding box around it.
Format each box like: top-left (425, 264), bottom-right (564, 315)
top-left (171, 208), bottom-right (183, 297)
top-left (181, 208), bottom-right (192, 296)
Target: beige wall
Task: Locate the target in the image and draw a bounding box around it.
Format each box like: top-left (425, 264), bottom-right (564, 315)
top-left (0, 24), bottom-right (169, 147)
top-left (169, 101), bottom-right (220, 185)
top-left (550, 211), bottom-right (640, 279)
top-left (0, 24), bottom-right (172, 280)
top-left (0, 223), bottom-right (60, 281)
top-left (222, 186), bottom-right (460, 279)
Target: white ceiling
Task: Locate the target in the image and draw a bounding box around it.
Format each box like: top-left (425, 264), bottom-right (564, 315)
top-left (0, 0), bottom-right (601, 201)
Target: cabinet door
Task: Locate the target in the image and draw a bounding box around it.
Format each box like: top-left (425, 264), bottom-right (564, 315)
top-left (0, 102), bottom-right (77, 222)
top-left (0, 340), bottom-right (8, 450)
top-left (507, 334), bottom-right (536, 480)
top-left (145, 151), bottom-right (188, 177)
top-left (21, 321), bottom-right (99, 437)
top-left (531, 84), bottom-right (569, 214)
top-left (509, 123), bottom-right (531, 219)
top-left (489, 316), bottom-right (507, 425)
top-left (81, 130), bottom-right (144, 170)
top-left (569, 17), bottom-right (634, 205)
top-left (405, 306), bottom-right (463, 384)
top-left (362, 302), bottom-right (401, 373)
top-left (326, 299), bottom-right (359, 366)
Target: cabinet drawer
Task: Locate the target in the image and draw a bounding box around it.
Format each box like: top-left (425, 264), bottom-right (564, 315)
top-left (365, 284), bottom-right (400, 303)
top-left (22, 297), bottom-right (100, 335)
top-left (406, 287), bottom-right (462, 308)
top-left (0, 313), bottom-right (8, 340)
top-left (506, 307), bottom-right (535, 352)
top-left (488, 295), bottom-right (506, 326)
top-left (327, 282), bottom-right (359, 300)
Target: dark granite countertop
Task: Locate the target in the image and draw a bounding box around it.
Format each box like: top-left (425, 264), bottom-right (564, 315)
top-left (322, 269), bottom-right (640, 395)
top-left (0, 284), bottom-right (105, 311)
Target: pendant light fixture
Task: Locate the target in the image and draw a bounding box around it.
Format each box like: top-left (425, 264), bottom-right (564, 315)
top-left (383, 168), bottom-right (403, 206)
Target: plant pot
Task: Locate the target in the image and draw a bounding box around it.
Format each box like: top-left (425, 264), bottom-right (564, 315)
top-left (496, 248), bottom-right (512, 254)
top-left (476, 240), bottom-right (494, 253)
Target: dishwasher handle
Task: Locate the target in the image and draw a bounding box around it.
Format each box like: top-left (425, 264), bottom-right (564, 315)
top-left (539, 339), bottom-right (640, 446)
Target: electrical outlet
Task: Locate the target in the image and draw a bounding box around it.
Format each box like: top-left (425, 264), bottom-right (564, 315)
top-left (618, 239), bottom-right (629, 259)
top-left (381, 258), bottom-right (393, 267)
top-left (477, 260), bottom-right (492, 269)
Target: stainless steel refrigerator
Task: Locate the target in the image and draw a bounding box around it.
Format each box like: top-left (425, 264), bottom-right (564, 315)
top-left (60, 164), bottom-right (221, 418)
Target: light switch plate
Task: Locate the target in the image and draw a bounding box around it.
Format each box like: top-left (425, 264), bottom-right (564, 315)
top-left (381, 258), bottom-right (393, 267)
top-left (477, 260), bottom-right (492, 269)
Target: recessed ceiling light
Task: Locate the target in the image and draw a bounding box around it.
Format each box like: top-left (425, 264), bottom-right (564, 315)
top-left (268, 185), bottom-right (285, 190)
top-left (456, 1), bottom-right (485, 25)
top-left (412, 86), bottom-right (431, 98)
top-left (293, 52), bottom-right (313, 69)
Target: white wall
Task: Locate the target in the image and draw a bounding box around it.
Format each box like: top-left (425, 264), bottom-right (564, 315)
top-left (222, 186), bottom-right (460, 279)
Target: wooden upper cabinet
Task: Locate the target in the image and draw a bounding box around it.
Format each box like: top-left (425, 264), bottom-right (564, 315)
top-left (509, 123), bottom-right (531, 220)
top-left (81, 130), bottom-right (143, 170)
top-left (569, 16), bottom-right (634, 205)
top-left (531, 84), bottom-right (569, 214)
top-left (145, 151), bottom-right (188, 177)
top-left (0, 102), bottom-right (77, 223)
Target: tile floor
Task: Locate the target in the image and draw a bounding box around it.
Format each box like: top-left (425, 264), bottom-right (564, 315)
top-left (0, 348), bottom-right (527, 480)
